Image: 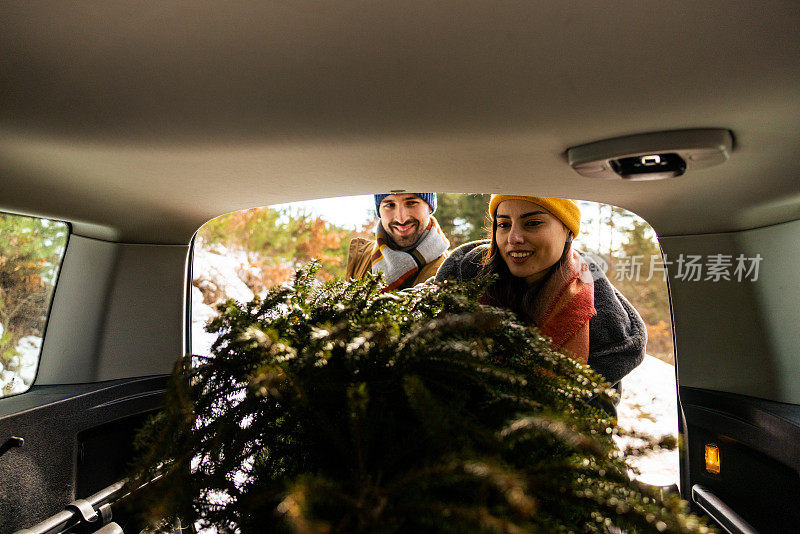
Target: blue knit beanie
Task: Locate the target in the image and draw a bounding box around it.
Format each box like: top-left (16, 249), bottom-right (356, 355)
top-left (374, 193), bottom-right (437, 213)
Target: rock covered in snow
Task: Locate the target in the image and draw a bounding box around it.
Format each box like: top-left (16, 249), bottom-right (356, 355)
top-left (1, 371), bottom-right (26, 396)
top-left (193, 246), bottom-right (255, 306)
top-left (191, 246), bottom-right (261, 356)
top-left (192, 285), bottom-right (220, 357)
top-left (0, 331), bottom-right (44, 396)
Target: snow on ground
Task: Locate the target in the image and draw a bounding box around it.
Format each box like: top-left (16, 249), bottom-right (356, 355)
top-left (616, 355), bottom-right (680, 487)
top-left (191, 247), bottom-right (257, 357)
top-left (1, 334), bottom-right (45, 396)
top-left (191, 285), bottom-right (220, 357)
top-left (193, 246), bottom-right (255, 305)
top-left (192, 247), bottom-right (680, 488)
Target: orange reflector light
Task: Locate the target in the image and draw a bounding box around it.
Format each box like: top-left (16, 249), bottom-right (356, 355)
top-left (705, 444), bottom-right (721, 474)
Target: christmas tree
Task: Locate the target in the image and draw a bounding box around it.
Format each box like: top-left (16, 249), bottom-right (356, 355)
top-left (129, 262), bottom-right (713, 533)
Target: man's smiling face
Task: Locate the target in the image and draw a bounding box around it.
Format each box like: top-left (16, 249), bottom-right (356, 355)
top-left (378, 193), bottom-right (432, 248)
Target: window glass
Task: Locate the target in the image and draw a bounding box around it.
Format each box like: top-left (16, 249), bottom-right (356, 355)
top-left (0, 212), bottom-right (69, 397)
top-left (191, 194), bottom-right (677, 486)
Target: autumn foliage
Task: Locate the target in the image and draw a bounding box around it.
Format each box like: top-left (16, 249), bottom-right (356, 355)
top-left (0, 213), bottom-right (68, 395)
top-left (196, 207), bottom-right (354, 298)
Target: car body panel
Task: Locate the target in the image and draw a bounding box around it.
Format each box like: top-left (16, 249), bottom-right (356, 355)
top-left (661, 219), bottom-right (800, 405)
top-left (0, 377), bottom-right (167, 531)
top-left (37, 238), bottom-right (188, 384)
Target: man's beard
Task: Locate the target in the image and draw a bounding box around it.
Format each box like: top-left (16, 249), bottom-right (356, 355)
top-left (387, 219), bottom-right (423, 248)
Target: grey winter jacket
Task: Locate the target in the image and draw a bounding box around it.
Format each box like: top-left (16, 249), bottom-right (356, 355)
top-left (435, 240), bottom-right (646, 388)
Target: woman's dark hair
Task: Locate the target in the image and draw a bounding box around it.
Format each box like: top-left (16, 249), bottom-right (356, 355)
top-left (481, 215), bottom-right (573, 323)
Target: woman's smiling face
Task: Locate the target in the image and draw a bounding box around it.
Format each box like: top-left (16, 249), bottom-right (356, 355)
top-left (494, 199), bottom-right (570, 283)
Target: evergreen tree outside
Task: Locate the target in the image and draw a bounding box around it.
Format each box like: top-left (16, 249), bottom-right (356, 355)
top-left (611, 219), bottom-right (673, 362)
top-left (434, 193), bottom-right (491, 248)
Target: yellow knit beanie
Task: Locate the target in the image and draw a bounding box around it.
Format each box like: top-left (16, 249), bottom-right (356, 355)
top-left (489, 195), bottom-right (581, 236)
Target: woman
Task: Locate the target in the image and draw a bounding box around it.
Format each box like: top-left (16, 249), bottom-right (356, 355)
top-left (436, 195), bottom-right (646, 388)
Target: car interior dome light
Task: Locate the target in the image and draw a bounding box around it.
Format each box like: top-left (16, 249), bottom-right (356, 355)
top-left (567, 129), bottom-right (733, 181)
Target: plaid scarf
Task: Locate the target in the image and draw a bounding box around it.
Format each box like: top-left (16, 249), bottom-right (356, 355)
top-left (477, 247), bottom-right (595, 362)
top-left (531, 248), bottom-right (596, 349)
top-left (371, 216), bottom-right (450, 291)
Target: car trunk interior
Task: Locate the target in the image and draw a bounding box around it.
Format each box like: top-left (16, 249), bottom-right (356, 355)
top-left (1, 2), bottom-right (799, 533)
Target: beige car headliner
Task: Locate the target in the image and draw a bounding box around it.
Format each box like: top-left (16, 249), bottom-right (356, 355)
top-left (1, 2), bottom-right (798, 244)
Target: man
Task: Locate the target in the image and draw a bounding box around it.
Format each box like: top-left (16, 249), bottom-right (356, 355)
top-left (346, 193), bottom-right (450, 290)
